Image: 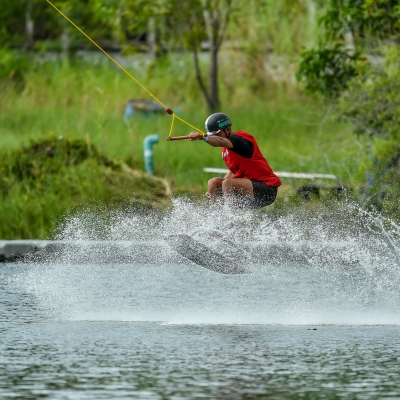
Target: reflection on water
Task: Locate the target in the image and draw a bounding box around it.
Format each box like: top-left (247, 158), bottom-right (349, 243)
top-left (2, 200), bottom-right (400, 398)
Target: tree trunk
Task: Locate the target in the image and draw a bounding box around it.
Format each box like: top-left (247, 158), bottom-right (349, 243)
top-left (200, 0), bottom-right (231, 113)
top-left (202, 3), bottom-right (221, 113)
top-left (147, 17), bottom-right (157, 59)
top-left (61, 29), bottom-right (70, 58)
top-left (25, 2), bottom-right (34, 50)
top-left (192, 48), bottom-right (213, 111)
top-left (61, 8), bottom-right (70, 59)
top-left (208, 46), bottom-right (220, 111)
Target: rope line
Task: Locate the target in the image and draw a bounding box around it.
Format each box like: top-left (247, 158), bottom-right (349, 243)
top-left (174, 115), bottom-right (205, 133)
top-left (45, 0), bottom-right (205, 135)
top-left (168, 114), bottom-right (175, 138)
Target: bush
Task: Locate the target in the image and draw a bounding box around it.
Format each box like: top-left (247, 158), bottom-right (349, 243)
top-left (0, 48), bottom-right (30, 91)
top-left (337, 46), bottom-right (400, 217)
top-left (0, 136), bottom-right (171, 239)
top-left (297, 44), bottom-right (364, 98)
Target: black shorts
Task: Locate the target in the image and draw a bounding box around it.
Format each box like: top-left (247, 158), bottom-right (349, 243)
top-left (250, 181), bottom-right (278, 209)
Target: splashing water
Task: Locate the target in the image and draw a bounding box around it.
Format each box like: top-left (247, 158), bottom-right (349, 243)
top-left (9, 199), bottom-right (400, 325)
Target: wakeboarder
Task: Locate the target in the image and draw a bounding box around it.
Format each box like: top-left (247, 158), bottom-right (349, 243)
top-left (189, 113), bottom-right (281, 208)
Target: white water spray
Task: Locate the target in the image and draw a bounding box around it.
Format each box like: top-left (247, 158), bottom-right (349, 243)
top-left (10, 199), bottom-right (400, 325)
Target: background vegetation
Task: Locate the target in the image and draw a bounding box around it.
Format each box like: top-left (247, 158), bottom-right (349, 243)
top-left (1, 0), bottom-right (399, 238)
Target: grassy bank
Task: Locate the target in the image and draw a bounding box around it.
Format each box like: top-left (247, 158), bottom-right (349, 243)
top-left (0, 136), bottom-right (171, 239)
top-left (1, 57), bottom-right (367, 184)
top-left (0, 56), bottom-right (368, 238)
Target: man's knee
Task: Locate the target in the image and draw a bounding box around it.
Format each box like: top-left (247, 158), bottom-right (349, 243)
top-left (208, 177), bottom-right (223, 189)
top-left (221, 179), bottom-right (235, 191)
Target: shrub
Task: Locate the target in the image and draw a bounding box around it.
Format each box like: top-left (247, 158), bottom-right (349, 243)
top-left (337, 46), bottom-right (400, 217)
top-left (0, 48), bottom-right (30, 91)
top-left (0, 136), bottom-right (171, 238)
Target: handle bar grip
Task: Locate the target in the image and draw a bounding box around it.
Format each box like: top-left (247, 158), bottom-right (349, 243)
top-left (167, 135), bottom-right (190, 141)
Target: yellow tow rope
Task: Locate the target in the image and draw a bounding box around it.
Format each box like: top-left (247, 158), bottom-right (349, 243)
top-left (45, 0), bottom-right (205, 138)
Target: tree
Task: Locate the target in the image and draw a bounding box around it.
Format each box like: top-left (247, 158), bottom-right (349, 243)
top-left (297, 0), bottom-right (400, 97)
top-left (297, 0), bottom-right (400, 217)
top-left (195, 0), bottom-right (233, 112)
top-left (119, 0), bottom-right (234, 112)
top-left (167, 0), bottom-right (234, 112)
top-left (0, 0), bottom-right (54, 48)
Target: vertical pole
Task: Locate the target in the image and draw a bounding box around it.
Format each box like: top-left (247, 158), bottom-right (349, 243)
top-left (143, 134), bottom-right (159, 175)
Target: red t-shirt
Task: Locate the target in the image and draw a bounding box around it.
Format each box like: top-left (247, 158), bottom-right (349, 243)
top-left (222, 130), bottom-right (281, 186)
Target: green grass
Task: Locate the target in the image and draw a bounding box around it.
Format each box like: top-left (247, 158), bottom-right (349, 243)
top-left (0, 57), bottom-right (366, 188)
top-left (0, 136), bottom-right (172, 239)
top-left (0, 56), bottom-right (370, 238)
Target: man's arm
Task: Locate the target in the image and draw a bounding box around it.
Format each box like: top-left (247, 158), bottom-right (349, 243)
top-left (188, 132), bottom-right (236, 179)
top-left (189, 132), bottom-right (233, 148)
top-left (224, 170), bottom-right (235, 179)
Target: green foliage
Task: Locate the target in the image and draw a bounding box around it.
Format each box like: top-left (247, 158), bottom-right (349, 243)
top-left (0, 58), bottom-right (358, 191)
top-left (320, 0), bottom-right (400, 42)
top-left (0, 0), bottom-right (122, 51)
top-left (0, 0), bottom-right (326, 111)
top-left (0, 49), bottom-right (30, 90)
top-left (0, 0), bottom-right (61, 47)
top-left (297, 0), bottom-right (400, 98)
top-left (0, 136), bottom-right (171, 239)
top-left (233, 0), bottom-right (316, 55)
top-left (10, 59), bottom-right (356, 156)
top-left (337, 45), bottom-right (400, 216)
top-left (0, 136), bottom-right (112, 187)
top-left (338, 58), bottom-right (400, 138)
top-left (361, 146), bottom-right (400, 217)
top-left (297, 1), bottom-right (400, 217)
top-left (297, 44), bottom-right (364, 97)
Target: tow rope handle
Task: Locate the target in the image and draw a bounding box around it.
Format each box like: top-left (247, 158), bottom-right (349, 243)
top-left (167, 135), bottom-right (191, 141)
top-left (166, 108), bottom-right (206, 141)
top-left (165, 108), bottom-right (206, 141)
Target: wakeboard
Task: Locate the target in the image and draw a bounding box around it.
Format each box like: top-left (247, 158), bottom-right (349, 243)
top-left (165, 234), bottom-right (251, 275)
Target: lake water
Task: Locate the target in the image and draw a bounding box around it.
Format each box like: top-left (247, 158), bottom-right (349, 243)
top-left (2, 202), bottom-right (400, 398)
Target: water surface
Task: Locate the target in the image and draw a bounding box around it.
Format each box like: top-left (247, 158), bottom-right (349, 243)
top-left (2, 203), bottom-right (400, 398)
top-left (2, 260), bottom-right (400, 399)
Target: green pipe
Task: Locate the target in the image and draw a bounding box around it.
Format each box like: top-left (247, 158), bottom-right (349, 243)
top-left (143, 134), bottom-right (159, 175)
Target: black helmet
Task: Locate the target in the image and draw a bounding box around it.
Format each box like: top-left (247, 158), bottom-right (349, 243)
top-left (205, 112), bottom-right (232, 136)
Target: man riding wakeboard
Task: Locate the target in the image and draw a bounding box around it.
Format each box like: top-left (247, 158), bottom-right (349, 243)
top-left (189, 112), bottom-right (281, 209)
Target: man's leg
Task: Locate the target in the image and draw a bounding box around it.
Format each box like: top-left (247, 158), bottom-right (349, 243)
top-left (206, 177), bottom-right (224, 201)
top-left (221, 178), bottom-right (254, 208)
top-left (222, 178), bottom-right (253, 198)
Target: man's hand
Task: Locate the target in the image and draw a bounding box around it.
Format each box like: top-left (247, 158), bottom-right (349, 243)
top-left (189, 131), bottom-right (205, 141)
